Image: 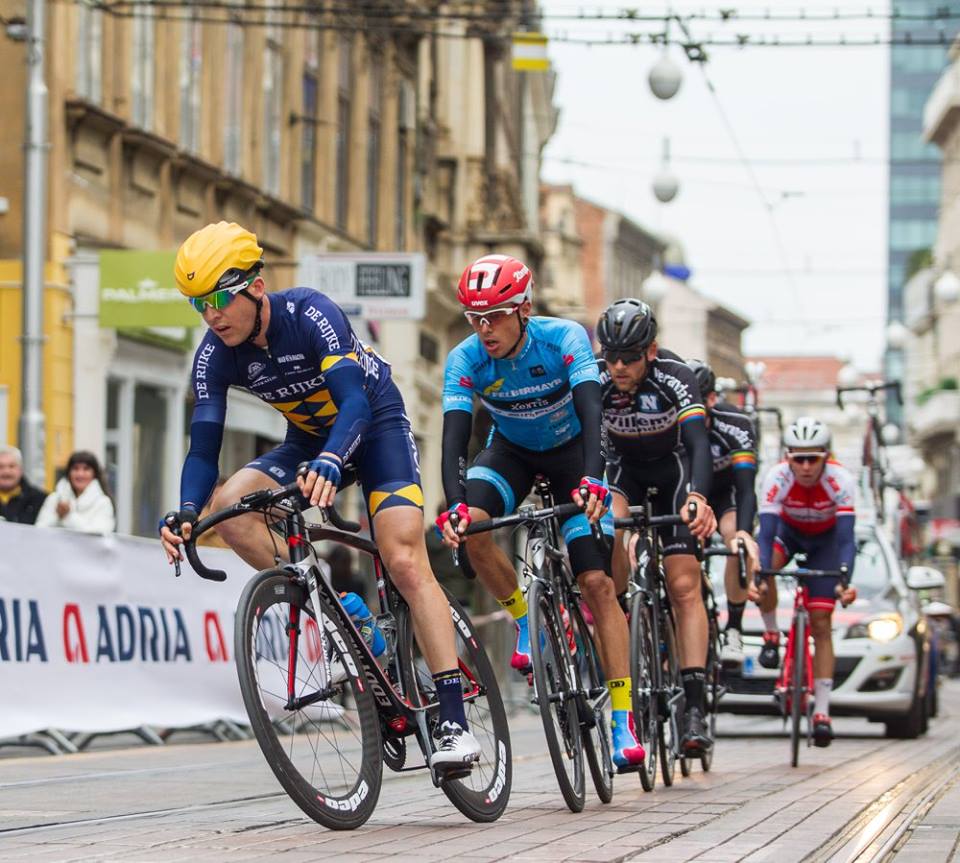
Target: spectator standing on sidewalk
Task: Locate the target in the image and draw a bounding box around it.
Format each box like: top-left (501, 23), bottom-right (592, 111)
top-left (0, 445), bottom-right (48, 525)
top-left (36, 450), bottom-right (116, 534)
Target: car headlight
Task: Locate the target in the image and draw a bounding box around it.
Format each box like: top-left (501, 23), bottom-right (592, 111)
top-left (846, 615), bottom-right (903, 642)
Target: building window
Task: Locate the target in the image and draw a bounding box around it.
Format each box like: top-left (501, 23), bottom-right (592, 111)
top-left (336, 35), bottom-right (353, 232)
top-left (178, 10), bottom-right (202, 152)
top-left (224, 20), bottom-right (244, 174)
top-left (263, 19), bottom-right (283, 195)
top-left (367, 56), bottom-right (383, 247)
top-left (419, 331), bottom-right (438, 364)
top-left (891, 131), bottom-right (940, 161)
top-left (76, 1), bottom-right (102, 104)
top-left (890, 219), bottom-right (938, 251)
top-left (130, 2), bottom-right (155, 129)
top-left (301, 71), bottom-right (318, 213)
top-left (395, 80), bottom-right (411, 251)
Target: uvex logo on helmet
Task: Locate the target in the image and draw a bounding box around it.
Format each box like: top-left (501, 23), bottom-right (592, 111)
top-left (457, 254), bottom-right (533, 310)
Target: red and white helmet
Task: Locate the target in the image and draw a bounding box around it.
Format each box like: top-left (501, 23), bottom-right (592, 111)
top-left (457, 254), bottom-right (533, 310)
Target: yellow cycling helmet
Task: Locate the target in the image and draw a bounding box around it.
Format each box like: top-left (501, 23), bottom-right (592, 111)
top-left (174, 221), bottom-right (263, 298)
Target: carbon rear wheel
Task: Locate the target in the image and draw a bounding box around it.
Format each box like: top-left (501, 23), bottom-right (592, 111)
top-left (396, 591), bottom-right (512, 822)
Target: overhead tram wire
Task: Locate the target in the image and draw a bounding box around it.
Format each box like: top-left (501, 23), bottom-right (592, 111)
top-left (100, 1), bottom-right (960, 24)
top-left (74, 2), bottom-right (957, 47)
top-left (693, 61), bottom-right (806, 311)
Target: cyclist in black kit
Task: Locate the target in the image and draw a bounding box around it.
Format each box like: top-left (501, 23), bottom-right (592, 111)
top-left (598, 299), bottom-right (717, 754)
top-left (687, 360), bottom-right (760, 668)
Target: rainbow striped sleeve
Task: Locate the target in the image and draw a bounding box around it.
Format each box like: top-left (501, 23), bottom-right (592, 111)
top-left (678, 405), bottom-right (707, 425)
top-left (731, 450), bottom-right (758, 470)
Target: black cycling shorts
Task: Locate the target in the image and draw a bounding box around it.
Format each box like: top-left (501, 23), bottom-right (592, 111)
top-left (466, 433), bottom-right (613, 578)
top-left (607, 450), bottom-right (699, 558)
top-left (708, 482), bottom-right (737, 520)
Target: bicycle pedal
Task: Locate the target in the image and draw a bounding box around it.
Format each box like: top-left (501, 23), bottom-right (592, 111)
top-left (435, 763), bottom-right (474, 783)
top-left (616, 762), bottom-right (643, 775)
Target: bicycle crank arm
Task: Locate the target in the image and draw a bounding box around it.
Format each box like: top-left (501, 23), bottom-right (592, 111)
top-left (285, 687), bottom-right (337, 711)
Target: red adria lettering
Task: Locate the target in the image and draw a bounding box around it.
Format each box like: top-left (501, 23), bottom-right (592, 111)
top-left (204, 611), bottom-right (229, 662)
top-left (63, 603), bottom-right (89, 663)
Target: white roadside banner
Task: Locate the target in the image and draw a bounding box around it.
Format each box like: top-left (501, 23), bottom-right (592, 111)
top-left (0, 522), bottom-right (255, 739)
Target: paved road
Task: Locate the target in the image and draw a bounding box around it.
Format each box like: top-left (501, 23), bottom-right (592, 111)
top-left (1, 682), bottom-right (958, 862)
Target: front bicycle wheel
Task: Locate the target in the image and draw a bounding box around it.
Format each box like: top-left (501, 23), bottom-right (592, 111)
top-left (790, 612), bottom-right (806, 768)
top-left (529, 578), bottom-right (586, 812)
top-left (629, 591), bottom-right (658, 792)
top-left (569, 597), bottom-right (613, 804)
top-left (396, 590), bottom-right (512, 823)
top-left (658, 606), bottom-right (681, 787)
top-left (701, 609), bottom-right (722, 773)
top-left (234, 569), bottom-right (382, 830)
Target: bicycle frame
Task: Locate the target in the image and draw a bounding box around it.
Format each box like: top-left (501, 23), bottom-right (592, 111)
top-left (184, 490), bottom-right (482, 767)
top-left (777, 583), bottom-right (813, 717)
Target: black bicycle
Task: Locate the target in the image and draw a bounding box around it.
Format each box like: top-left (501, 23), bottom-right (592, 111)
top-left (465, 478), bottom-right (613, 813)
top-left (176, 479), bottom-right (511, 829)
top-left (614, 498), bottom-right (693, 791)
top-left (692, 539), bottom-right (746, 774)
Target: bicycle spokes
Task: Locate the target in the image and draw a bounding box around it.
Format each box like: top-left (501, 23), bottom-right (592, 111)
top-left (252, 598), bottom-right (368, 797)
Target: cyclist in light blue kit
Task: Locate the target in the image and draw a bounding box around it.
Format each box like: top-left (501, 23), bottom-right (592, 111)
top-left (437, 254), bottom-right (646, 771)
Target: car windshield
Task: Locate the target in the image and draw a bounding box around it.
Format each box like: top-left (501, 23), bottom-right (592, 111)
top-left (707, 534), bottom-right (893, 603)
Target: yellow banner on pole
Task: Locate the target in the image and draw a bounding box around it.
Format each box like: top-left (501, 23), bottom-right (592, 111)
top-left (512, 32), bottom-right (549, 72)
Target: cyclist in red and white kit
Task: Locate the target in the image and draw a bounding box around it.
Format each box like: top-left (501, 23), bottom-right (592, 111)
top-left (753, 416), bottom-right (858, 747)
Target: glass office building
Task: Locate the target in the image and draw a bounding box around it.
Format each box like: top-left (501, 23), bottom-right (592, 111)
top-left (886, 3), bottom-right (959, 422)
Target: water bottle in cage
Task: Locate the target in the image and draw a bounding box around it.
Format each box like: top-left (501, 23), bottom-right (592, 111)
top-left (340, 592), bottom-right (387, 657)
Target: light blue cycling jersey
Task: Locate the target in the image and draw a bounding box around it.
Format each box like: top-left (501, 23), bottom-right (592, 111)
top-left (442, 316), bottom-right (600, 451)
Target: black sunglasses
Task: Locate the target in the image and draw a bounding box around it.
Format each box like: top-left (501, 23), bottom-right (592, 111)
top-left (603, 350), bottom-right (645, 365)
top-left (787, 452), bottom-right (827, 465)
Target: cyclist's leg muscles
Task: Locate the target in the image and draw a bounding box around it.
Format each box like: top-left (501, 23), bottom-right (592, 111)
top-left (713, 492), bottom-right (746, 605)
top-left (804, 534), bottom-right (840, 683)
top-left (214, 441), bottom-right (315, 568)
top-left (361, 420), bottom-right (457, 672)
top-left (463, 440), bottom-right (533, 602)
top-left (658, 454), bottom-right (708, 668)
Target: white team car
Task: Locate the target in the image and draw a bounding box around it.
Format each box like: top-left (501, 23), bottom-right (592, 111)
top-left (711, 523), bottom-right (941, 738)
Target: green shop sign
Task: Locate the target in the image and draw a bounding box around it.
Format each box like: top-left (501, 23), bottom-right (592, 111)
top-left (99, 250), bottom-right (196, 328)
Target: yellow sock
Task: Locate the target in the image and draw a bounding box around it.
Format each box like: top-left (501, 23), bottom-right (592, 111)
top-left (607, 677), bottom-right (631, 713)
top-left (497, 587), bottom-right (528, 621)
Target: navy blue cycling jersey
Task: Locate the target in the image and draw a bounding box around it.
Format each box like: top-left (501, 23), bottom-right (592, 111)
top-left (442, 316), bottom-right (600, 451)
top-left (180, 287), bottom-right (395, 510)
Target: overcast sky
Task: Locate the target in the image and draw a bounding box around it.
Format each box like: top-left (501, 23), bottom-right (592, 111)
top-left (540, 1), bottom-right (903, 369)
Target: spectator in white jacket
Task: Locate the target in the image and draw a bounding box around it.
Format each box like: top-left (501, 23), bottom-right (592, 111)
top-left (36, 450), bottom-right (116, 534)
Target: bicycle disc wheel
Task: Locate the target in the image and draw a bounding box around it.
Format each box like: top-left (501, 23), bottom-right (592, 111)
top-left (529, 578), bottom-right (586, 812)
top-left (396, 590), bottom-right (512, 823)
top-left (658, 607), bottom-right (681, 787)
top-left (790, 613), bottom-right (806, 768)
top-left (234, 569), bottom-right (382, 830)
top-left (569, 598), bottom-right (613, 804)
top-left (629, 591), bottom-right (658, 792)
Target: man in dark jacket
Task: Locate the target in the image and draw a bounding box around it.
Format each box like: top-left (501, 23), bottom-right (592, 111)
top-left (0, 445), bottom-right (48, 525)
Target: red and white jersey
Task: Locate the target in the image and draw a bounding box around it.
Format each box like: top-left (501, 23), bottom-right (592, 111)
top-left (759, 459), bottom-right (856, 535)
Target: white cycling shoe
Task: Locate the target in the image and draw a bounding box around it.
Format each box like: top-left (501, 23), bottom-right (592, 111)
top-left (721, 628), bottom-right (745, 666)
top-left (430, 721), bottom-right (481, 770)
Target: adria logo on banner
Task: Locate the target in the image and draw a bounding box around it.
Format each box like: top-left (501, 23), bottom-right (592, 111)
top-left (0, 597), bottom-right (232, 665)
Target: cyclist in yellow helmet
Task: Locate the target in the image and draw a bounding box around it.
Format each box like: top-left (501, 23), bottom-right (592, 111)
top-left (160, 221), bottom-right (482, 769)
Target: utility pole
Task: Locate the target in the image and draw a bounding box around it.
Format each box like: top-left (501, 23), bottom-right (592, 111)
top-left (19, 0), bottom-right (48, 485)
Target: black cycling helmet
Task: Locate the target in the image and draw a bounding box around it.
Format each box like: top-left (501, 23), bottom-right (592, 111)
top-left (687, 359), bottom-right (716, 396)
top-left (596, 298), bottom-right (657, 351)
